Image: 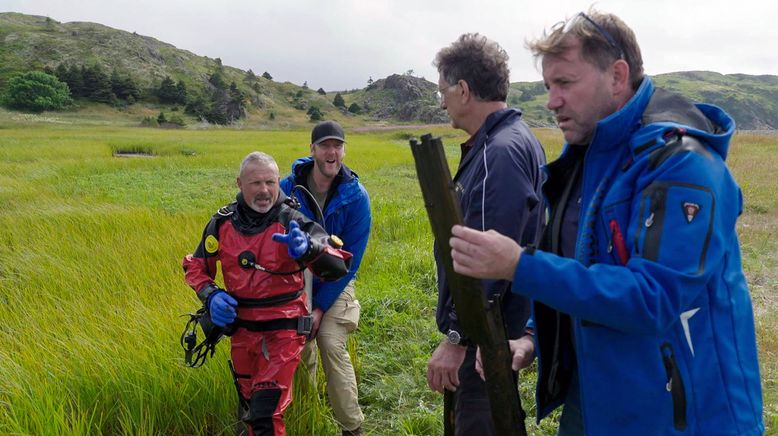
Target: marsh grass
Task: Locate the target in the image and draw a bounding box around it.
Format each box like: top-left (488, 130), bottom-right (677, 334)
top-left (0, 124), bottom-right (774, 435)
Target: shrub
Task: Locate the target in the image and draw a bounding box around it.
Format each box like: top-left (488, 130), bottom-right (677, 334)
top-left (167, 114), bottom-right (186, 127)
top-left (140, 116), bottom-right (159, 127)
top-left (333, 93), bottom-right (346, 108)
top-left (307, 106), bottom-right (322, 121)
top-left (2, 71), bottom-right (73, 112)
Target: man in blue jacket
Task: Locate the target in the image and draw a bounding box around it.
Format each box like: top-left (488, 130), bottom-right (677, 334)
top-left (451, 9), bottom-right (764, 435)
top-left (280, 120), bottom-right (370, 436)
top-left (426, 33), bottom-right (546, 435)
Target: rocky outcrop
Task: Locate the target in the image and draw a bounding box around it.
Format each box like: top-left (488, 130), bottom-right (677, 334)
top-left (359, 74), bottom-right (449, 124)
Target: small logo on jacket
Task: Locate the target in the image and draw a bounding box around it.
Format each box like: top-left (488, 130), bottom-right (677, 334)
top-left (205, 235), bottom-right (219, 253)
top-left (682, 202), bottom-right (701, 223)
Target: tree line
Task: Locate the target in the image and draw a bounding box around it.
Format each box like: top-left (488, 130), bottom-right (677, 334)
top-left (2, 61), bottom-right (367, 123)
top-left (1, 61), bottom-right (248, 125)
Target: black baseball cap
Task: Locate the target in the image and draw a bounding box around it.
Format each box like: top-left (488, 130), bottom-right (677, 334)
top-left (311, 120), bottom-right (345, 145)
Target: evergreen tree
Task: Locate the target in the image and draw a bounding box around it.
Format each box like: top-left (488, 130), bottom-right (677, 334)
top-left (157, 111), bottom-right (167, 124)
top-left (111, 69), bottom-right (140, 102)
top-left (317, 87), bottom-right (326, 95)
top-left (307, 106), bottom-right (322, 121)
top-left (209, 69), bottom-right (227, 90)
top-left (157, 76), bottom-right (178, 104)
top-left (332, 93), bottom-right (346, 108)
top-left (63, 64), bottom-right (85, 97)
top-left (54, 64), bottom-right (68, 82)
top-left (175, 80), bottom-right (187, 105)
top-left (185, 94), bottom-right (209, 119)
top-left (262, 71), bottom-right (273, 80)
top-left (347, 102), bottom-right (362, 114)
top-left (81, 64), bottom-right (115, 104)
top-left (302, 81), bottom-right (308, 90)
top-left (2, 71), bottom-right (72, 112)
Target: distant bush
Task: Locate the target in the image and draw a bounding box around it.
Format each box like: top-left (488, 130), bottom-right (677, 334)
top-left (348, 102), bottom-right (362, 114)
top-left (140, 116), bottom-right (159, 127)
top-left (333, 93), bottom-right (346, 108)
top-left (317, 88), bottom-right (326, 95)
top-left (307, 106), bottom-right (322, 121)
top-left (167, 113), bottom-right (186, 127)
top-left (2, 71), bottom-right (73, 113)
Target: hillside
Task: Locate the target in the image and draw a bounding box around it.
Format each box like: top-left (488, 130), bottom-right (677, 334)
top-left (0, 12), bottom-right (346, 125)
top-left (508, 72), bottom-right (778, 130)
top-left (1, 12), bottom-right (777, 129)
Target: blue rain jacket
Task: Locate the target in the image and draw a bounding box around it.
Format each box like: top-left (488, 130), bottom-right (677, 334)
top-left (281, 158), bottom-right (371, 311)
top-left (516, 78), bottom-right (763, 435)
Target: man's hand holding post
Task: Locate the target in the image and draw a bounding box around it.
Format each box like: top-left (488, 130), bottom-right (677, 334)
top-left (450, 224), bottom-right (523, 281)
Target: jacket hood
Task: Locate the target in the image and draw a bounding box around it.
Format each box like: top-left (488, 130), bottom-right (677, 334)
top-left (629, 81), bottom-right (735, 161)
top-left (584, 77), bottom-right (735, 161)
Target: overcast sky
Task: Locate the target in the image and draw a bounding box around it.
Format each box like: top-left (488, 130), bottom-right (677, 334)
top-left (4, 0), bottom-right (777, 91)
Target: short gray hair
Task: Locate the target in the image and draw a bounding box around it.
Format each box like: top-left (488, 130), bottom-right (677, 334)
top-left (433, 33), bottom-right (510, 102)
top-left (239, 151), bottom-right (279, 177)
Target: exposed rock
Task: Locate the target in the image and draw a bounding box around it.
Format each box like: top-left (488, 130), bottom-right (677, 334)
top-left (358, 74), bottom-right (448, 124)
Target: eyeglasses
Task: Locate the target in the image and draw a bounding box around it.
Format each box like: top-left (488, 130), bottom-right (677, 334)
top-left (435, 83), bottom-right (459, 103)
top-left (565, 12), bottom-right (625, 60)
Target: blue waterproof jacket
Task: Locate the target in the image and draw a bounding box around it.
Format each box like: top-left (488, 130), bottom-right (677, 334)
top-left (280, 158), bottom-right (371, 312)
top-left (516, 78), bottom-right (763, 434)
top-left (436, 108), bottom-right (546, 339)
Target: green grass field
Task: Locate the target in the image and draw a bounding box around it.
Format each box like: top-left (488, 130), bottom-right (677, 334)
top-left (0, 114), bottom-right (775, 435)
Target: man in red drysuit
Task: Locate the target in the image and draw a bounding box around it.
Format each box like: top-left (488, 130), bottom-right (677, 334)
top-left (183, 151), bottom-right (352, 436)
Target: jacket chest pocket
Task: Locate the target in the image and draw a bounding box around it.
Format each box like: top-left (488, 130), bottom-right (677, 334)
top-left (634, 182), bottom-right (714, 273)
top-left (600, 199), bottom-right (633, 265)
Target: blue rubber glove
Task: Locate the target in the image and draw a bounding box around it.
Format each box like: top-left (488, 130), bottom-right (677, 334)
top-left (272, 220), bottom-right (310, 259)
top-left (207, 290), bottom-right (238, 327)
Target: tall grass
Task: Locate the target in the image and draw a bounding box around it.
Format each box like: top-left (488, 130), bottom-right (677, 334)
top-left (0, 123), bottom-right (774, 435)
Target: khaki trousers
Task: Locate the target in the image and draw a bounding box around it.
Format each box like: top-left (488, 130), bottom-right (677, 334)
top-left (300, 280), bottom-right (364, 431)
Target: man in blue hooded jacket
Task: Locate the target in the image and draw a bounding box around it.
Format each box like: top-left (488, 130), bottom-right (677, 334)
top-left (280, 120), bottom-right (370, 436)
top-left (451, 9), bottom-right (763, 435)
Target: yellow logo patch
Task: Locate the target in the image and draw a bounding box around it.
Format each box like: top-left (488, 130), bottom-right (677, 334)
top-left (205, 235), bottom-right (219, 254)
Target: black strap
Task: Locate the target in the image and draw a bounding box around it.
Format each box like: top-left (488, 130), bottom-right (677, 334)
top-left (233, 316), bottom-right (312, 335)
top-left (234, 289), bottom-right (303, 307)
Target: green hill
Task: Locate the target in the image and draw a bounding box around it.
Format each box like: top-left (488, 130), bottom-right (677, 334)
top-left (1, 12), bottom-right (777, 129)
top-left (508, 71), bottom-right (778, 130)
top-left (0, 12), bottom-right (344, 125)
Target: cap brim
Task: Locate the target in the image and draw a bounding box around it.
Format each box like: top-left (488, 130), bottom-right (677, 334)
top-left (313, 135), bottom-right (346, 144)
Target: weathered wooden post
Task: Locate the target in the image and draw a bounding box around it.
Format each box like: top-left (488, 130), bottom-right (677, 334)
top-left (410, 134), bottom-right (527, 436)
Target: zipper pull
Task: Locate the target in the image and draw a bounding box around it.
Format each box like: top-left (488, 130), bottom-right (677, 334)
top-left (645, 212), bottom-right (655, 227)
